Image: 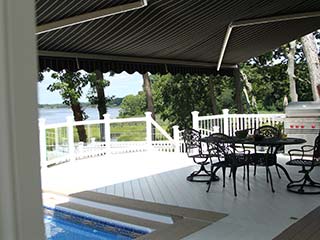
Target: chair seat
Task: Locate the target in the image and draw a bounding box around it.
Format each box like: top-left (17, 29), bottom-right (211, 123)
top-left (286, 159), bottom-right (318, 166)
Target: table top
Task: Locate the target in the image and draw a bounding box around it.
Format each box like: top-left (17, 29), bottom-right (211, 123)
top-left (201, 136), bottom-right (306, 146)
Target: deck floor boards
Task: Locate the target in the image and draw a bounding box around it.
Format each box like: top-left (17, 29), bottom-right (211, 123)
top-left (93, 157), bottom-right (320, 240)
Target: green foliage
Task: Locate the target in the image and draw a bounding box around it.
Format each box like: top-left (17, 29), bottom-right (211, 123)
top-left (86, 72), bottom-right (114, 106)
top-left (48, 71), bottom-right (88, 106)
top-left (151, 73), bottom-right (234, 129)
top-left (119, 92), bottom-right (146, 118)
top-left (48, 70), bottom-right (89, 120)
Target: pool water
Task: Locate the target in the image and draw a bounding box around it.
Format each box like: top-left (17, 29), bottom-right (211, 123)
top-left (44, 208), bottom-right (148, 240)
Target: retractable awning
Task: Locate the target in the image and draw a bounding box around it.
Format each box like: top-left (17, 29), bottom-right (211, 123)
top-left (36, 0), bottom-right (320, 75)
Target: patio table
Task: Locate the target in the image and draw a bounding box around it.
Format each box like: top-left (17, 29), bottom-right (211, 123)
top-left (200, 136), bottom-right (306, 185)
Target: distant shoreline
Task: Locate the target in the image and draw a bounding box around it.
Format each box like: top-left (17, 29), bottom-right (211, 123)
top-left (39, 98), bottom-right (123, 109)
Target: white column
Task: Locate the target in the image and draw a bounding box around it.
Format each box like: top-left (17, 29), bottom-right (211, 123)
top-left (145, 112), bottom-right (153, 150)
top-left (173, 125), bottom-right (180, 153)
top-left (66, 116), bottom-right (75, 161)
top-left (222, 109), bottom-right (230, 135)
top-left (103, 113), bottom-right (111, 154)
top-left (0, 0), bottom-right (45, 238)
top-left (191, 111), bottom-right (199, 131)
top-left (38, 118), bottom-right (47, 168)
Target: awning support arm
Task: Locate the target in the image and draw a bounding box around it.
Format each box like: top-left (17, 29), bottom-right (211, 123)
top-left (36, 0), bottom-right (148, 34)
top-left (217, 11), bottom-right (320, 71)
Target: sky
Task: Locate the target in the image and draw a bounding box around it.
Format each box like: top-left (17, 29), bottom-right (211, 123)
top-left (38, 71), bottom-right (143, 104)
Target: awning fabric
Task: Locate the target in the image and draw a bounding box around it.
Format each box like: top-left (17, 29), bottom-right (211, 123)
top-left (36, 0), bottom-right (320, 75)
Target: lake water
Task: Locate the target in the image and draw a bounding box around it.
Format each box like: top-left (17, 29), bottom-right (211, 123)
top-left (39, 107), bottom-right (120, 124)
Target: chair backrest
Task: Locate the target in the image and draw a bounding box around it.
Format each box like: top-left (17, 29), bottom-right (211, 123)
top-left (207, 133), bottom-right (235, 157)
top-left (313, 134), bottom-right (320, 164)
top-left (254, 125), bottom-right (280, 139)
top-left (182, 128), bottom-right (202, 156)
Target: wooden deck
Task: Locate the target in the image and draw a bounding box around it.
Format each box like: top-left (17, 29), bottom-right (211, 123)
top-left (91, 157), bottom-right (320, 240)
top-left (42, 152), bottom-right (320, 239)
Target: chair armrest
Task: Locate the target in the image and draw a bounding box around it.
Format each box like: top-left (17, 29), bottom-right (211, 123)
top-left (288, 148), bottom-right (304, 161)
top-left (301, 145), bottom-right (314, 152)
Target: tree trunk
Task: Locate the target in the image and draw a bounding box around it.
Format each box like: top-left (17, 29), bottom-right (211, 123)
top-left (234, 68), bottom-right (244, 113)
top-left (95, 70), bottom-right (107, 119)
top-left (287, 40), bottom-right (298, 102)
top-left (208, 77), bottom-right (218, 115)
top-left (71, 102), bottom-right (87, 142)
top-left (301, 33), bottom-right (320, 101)
top-left (143, 73), bottom-right (156, 120)
top-left (95, 70), bottom-right (107, 140)
top-left (240, 70), bottom-right (257, 113)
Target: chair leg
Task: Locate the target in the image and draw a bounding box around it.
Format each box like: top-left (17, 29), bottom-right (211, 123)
top-left (206, 165), bottom-right (222, 192)
top-left (266, 165), bottom-right (269, 183)
top-left (247, 164), bottom-right (250, 191)
top-left (243, 165), bottom-right (246, 180)
top-left (254, 164), bottom-right (257, 176)
top-left (229, 168), bottom-right (232, 178)
top-left (267, 166), bottom-right (275, 193)
top-left (275, 165), bottom-right (281, 179)
top-left (186, 162), bottom-right (210, 182)
top-left (222, 166), bottom-right (226, 188)
top-left (232, 167), bottom-right (238, 197)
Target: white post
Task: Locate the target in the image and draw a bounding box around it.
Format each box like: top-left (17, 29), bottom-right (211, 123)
top-left (145, 112), bottom-right (153, 150)
top-left (173, 125), bottom-right (180, 153)
top-left (103, 113), bottom-right (111, 154)
top-left (191, 111), bottom-right (199, 131)
top-left (38, 118), bottom-right (47, 168)
top-left (66, 116), bottom-right (75, 162)
top-left (54, 127), bottom-right (59, 150)
top-left (222, 109), bottom-right (230, 135)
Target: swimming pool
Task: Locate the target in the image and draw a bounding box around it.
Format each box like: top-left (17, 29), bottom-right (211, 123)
top-left (44, 208), bottom-right (149, 240)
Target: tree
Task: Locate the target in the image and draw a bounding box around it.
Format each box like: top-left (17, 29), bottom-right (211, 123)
top-left (143, 73), bottom-right (156, 120)
top-left (301, 33), bottom-right (320, 101)
top-left (208, 77), bottom-right (218, 115)
top-left (87, 70), bottom-right (113, 140)
top-left (152, 73), bottom-right (235, 129)
top-left (48, 71), bottom-right (89, 142)
top-left (287, 40), bottom-right (298, 102)
top-left (119, 92), bottom-right (146, 118)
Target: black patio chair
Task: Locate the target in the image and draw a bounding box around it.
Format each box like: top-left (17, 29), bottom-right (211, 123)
top-left (286, 133), bottom-right (320, 194)
top-left (252, 125), bottom-right (281, 190)
top-left (182, 128), bottom-right (215, 182)
top-left (206, 133), bottom-right (251, 197)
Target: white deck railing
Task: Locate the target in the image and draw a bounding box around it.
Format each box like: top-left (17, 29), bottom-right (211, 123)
top-left (39, 112), bottom-right (180, 168)
top-left (39, 109), bottom-right (286, 167)
top-left (192, 109), bottom-right (285, 137)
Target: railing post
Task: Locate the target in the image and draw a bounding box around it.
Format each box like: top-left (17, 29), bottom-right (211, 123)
top-left (222, 109), bottom-right (230, 135)
top-left (54, 127), bottom-right (59, 151)
top-left (103, 113), bottom-right (111, 154)
top-left (66, 116), bottom-right (75, 162)
top-left (191, 111), bottom-right (199, 131)
top-left (38, 118), bottom-right (47, 168)
top-left (173, 125), bottom-right (180, 153)
top-left (145, 112), bottom-right (153, 150)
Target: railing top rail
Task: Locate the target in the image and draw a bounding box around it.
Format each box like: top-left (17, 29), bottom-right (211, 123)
top-left (110, 117), bottom-right (146, 124)
top-left (198, 113), bottom-right (285, 121)
top-left (73, 119), bottom-right (104, 126)
top-left (43, 122), bottom-right (68, 129)
top-left (198, 114), bottom-right (224, 120)
top-left (227, 113), bottom-right (285, 118)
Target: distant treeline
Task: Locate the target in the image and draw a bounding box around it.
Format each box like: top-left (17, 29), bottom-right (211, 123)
top-left (39, 97), bottom-right (123, 109)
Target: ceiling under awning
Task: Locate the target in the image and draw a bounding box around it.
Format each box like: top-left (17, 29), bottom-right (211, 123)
top-left (36, 0), bottom-right (320, 75)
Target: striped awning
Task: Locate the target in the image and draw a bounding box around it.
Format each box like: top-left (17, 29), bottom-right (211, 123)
top-left (36, 0), bottom-right (320, 75)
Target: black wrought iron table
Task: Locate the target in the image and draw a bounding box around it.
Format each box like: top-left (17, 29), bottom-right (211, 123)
top-left (201, 135), bottom-right (306, 191)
